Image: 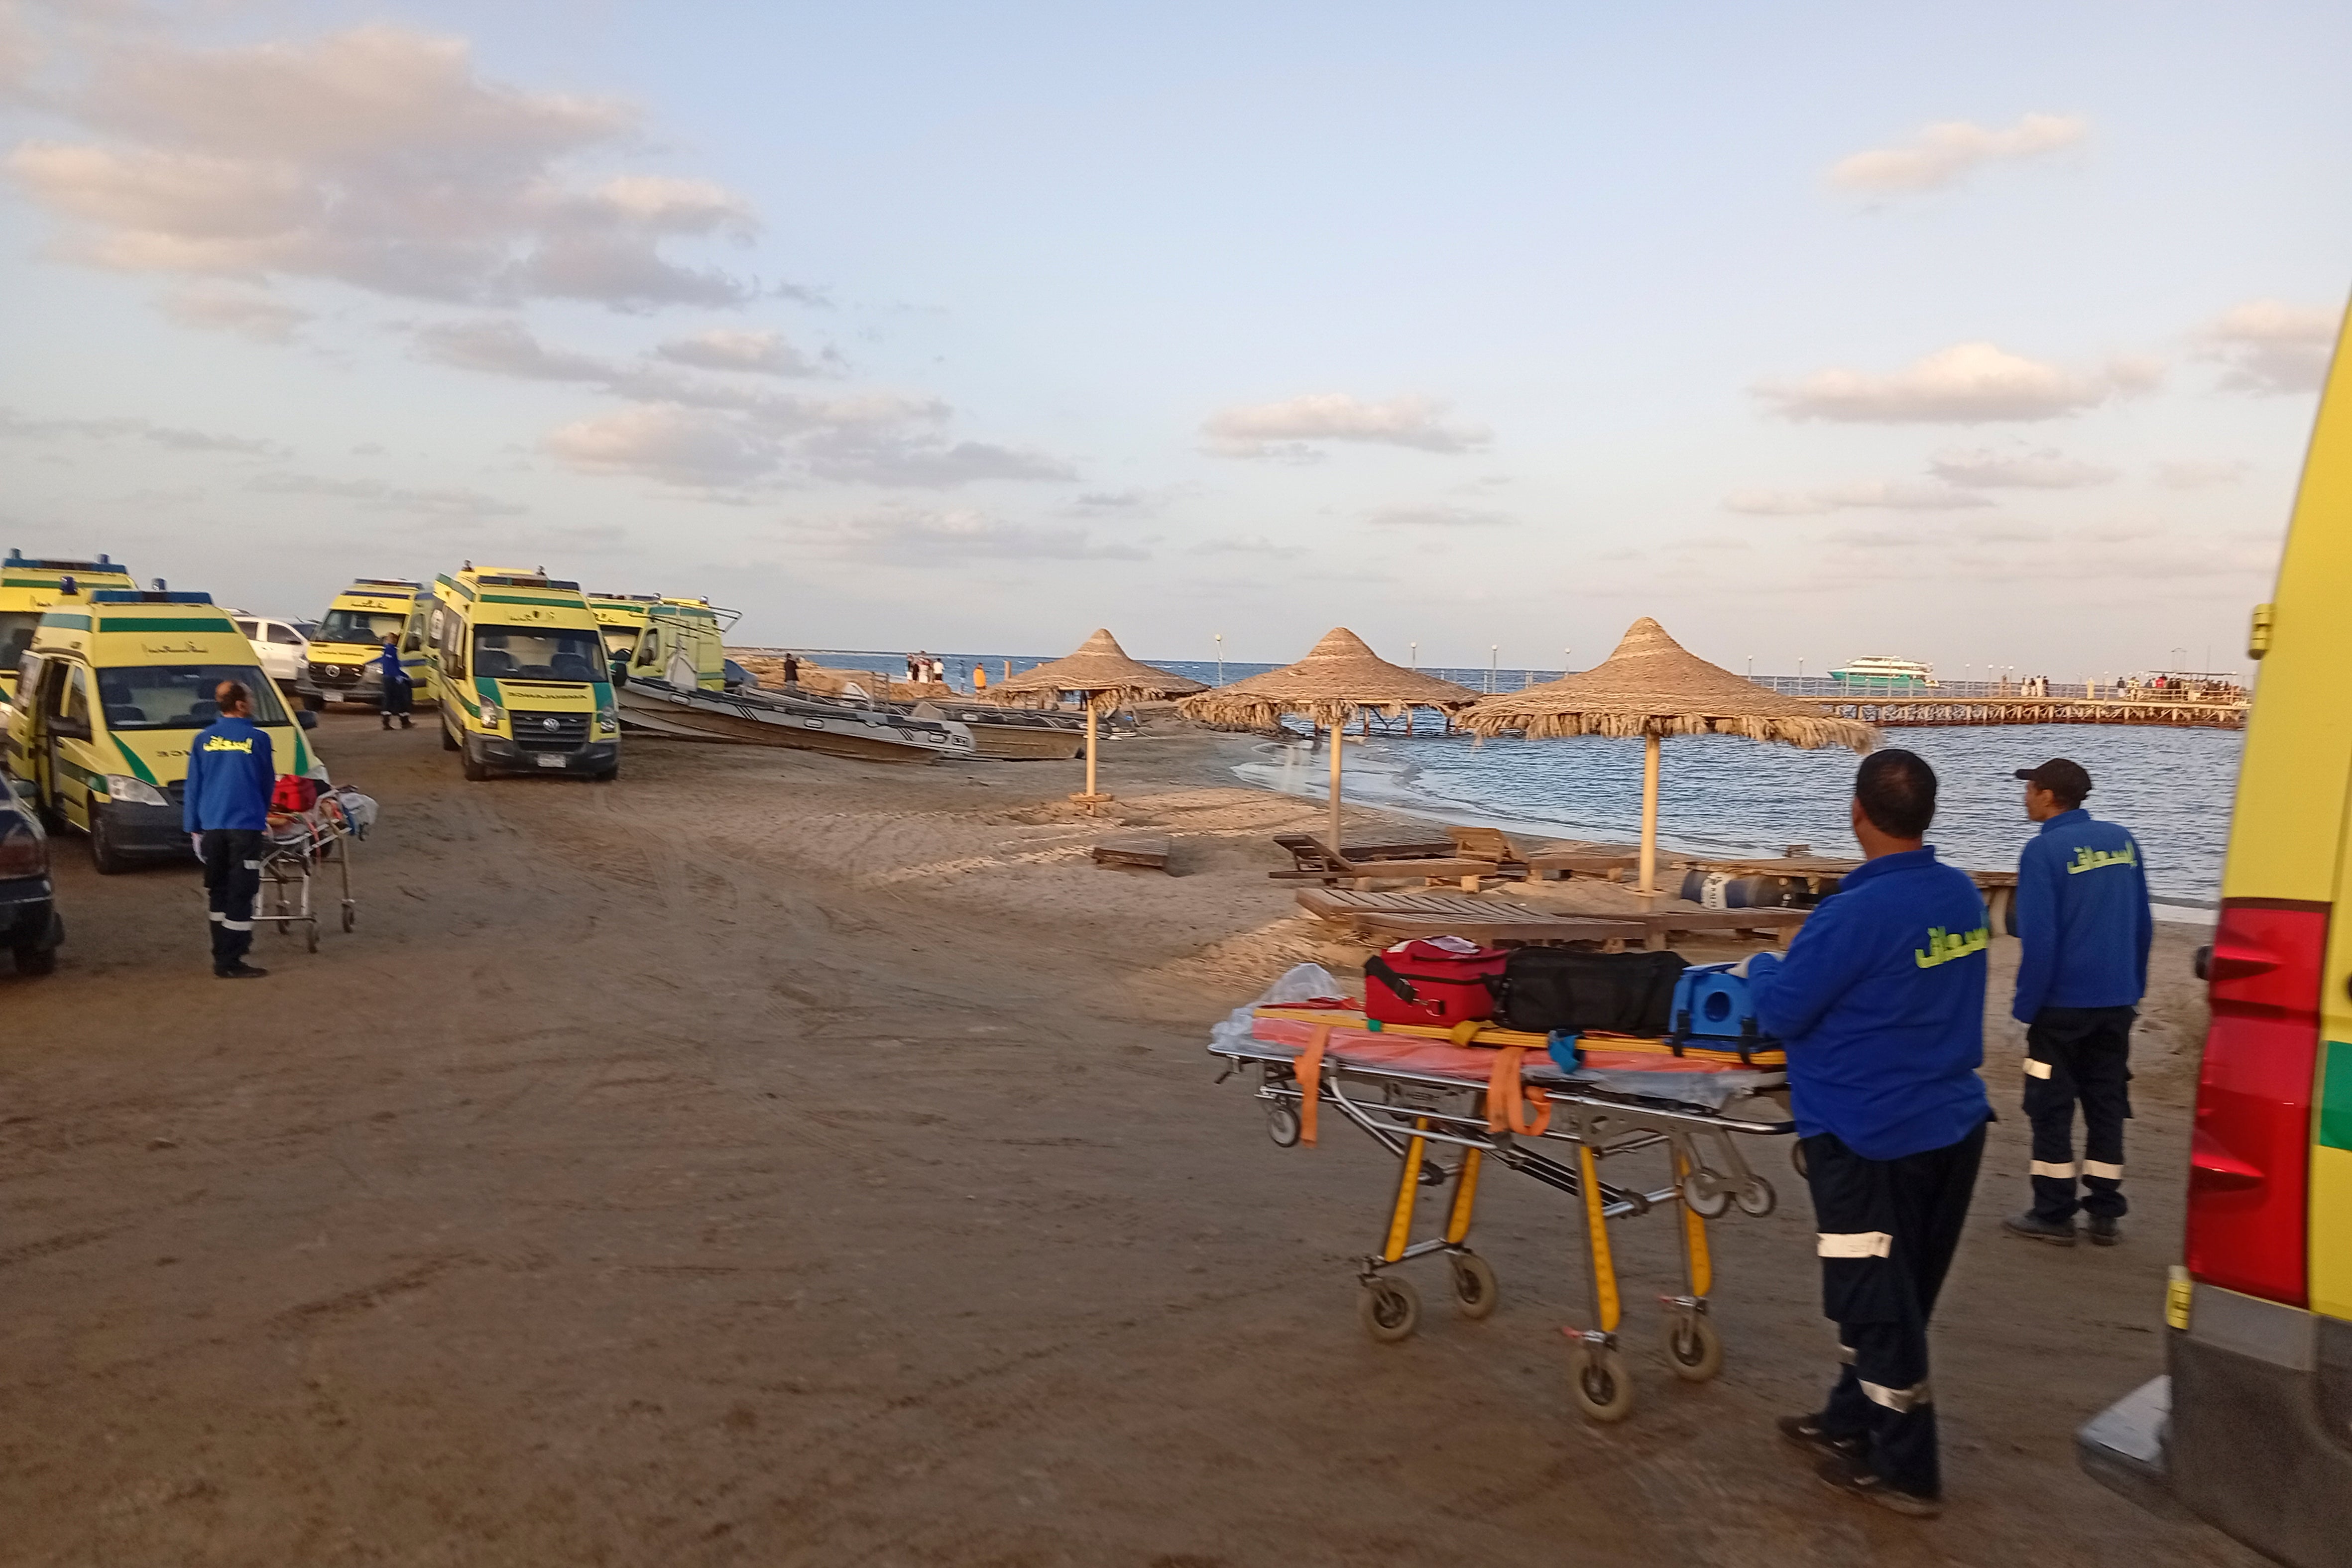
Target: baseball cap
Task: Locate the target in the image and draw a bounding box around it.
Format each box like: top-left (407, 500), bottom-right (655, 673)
top-left (2012, 758), bottom-right (2092, 802)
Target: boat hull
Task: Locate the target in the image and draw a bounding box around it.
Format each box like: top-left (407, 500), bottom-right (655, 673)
top-left (618, 684), bottom-right (967, 764)
top-left (909, 702), bottom-right (1086, 760)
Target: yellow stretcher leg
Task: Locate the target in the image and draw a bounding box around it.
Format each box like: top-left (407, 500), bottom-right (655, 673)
top-left (1577, 1142), bottom-right (1620, 1334)
top-left (1678, 1149), bottom-right (1713, 1298)
top-left (1384, 1119), bottom-right (1429, 1263)
top-left (1443, 1148), bottom-right (1482, 1245)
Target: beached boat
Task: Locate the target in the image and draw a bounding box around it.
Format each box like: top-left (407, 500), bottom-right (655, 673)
top-left (617, 679), bottom-right (975, 764)
top-left (908, 700), bottom-right (1086, 760)
top-left (1829, 655), bottom-right (1937, 690)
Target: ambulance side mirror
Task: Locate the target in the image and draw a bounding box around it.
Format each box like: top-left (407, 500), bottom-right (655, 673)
top-left (296, 709), bottom-right (319, 731)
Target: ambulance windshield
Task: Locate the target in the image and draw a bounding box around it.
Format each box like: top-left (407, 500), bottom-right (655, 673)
top-left (473, 627), bottom-right (604, 683)
top-left (318, 609), bottom-right (408, 644)
top-left (97, 666), bottom-right (290, 729)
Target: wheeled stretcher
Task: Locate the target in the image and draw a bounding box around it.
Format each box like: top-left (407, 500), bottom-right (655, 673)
top-left (256, 792), bottom-right (364, 953)
top-left (1209, 967), bottom-right (1793, 1422)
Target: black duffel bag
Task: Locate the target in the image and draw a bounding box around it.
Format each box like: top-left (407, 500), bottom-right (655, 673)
top-left (1492, 949), bottom-right (1689, 1035)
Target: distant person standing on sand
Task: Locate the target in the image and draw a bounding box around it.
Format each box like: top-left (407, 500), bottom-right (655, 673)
top-left (972, 662), bottom-right (988, 694)
top-left (1745, 749), bottom-right (1992, 1518)
top-left (781, 652), bottom-right (801, 687)
top-left (375, 633), bottom-right (412, 730)
top-left (2002, 758), bottom-right (2152, 1248)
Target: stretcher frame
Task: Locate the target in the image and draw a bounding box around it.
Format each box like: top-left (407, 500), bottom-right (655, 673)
top-left (1212, 1031), bottom-right (1793, 1422)
top-left (256, 809), bottom-right (357, 954)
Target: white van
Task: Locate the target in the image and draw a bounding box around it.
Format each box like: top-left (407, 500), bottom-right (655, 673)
top-left (228, 613), bottom-right (317, 691)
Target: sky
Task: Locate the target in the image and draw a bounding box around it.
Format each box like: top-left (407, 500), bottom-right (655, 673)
top-left (1, 0), bottom-right (2346, 679)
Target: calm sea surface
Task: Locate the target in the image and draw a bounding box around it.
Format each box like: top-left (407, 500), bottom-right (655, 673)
top-left (788, 649), bottom-right (2243, 914)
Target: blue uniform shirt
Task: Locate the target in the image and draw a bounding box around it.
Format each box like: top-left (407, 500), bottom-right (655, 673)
top-left (2011, 807), bottom-right (2151, 1022)
top-left (182, 714), bottom-right (275, 833)
top-left (1748, 846), bottom-right (1993, 1161)
top-left (376, 645), bottom-right (408, 687)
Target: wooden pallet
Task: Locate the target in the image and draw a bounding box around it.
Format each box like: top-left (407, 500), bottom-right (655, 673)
top-left (1093, 834), bottom-right (1172, 871)
top-left (1295, 889), bottom-right (1646, 949)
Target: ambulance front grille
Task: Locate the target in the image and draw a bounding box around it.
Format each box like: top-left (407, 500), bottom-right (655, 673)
top-left (511, 711), bottom-right (591, 752)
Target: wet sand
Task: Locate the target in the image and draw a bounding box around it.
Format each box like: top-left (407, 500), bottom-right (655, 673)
top-left (0, 714), bottom-right (2254, 1566)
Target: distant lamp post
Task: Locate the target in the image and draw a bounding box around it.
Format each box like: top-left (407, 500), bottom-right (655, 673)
top-left (1488, 644), bottom-right (1499, 693)
top-left (1410, 640), bottom-right (1418, 669)
top-left (1797, 657), bottom-right (1805, 680)
top-left (1214, 631), bottom-right (1223, 685)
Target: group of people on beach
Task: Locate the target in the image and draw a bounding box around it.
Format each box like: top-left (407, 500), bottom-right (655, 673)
top-left (1747, 750), bottom-right (2149, 1517)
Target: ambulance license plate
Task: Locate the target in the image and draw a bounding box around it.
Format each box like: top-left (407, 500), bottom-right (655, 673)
top-left (536, 754), bottom-right (566, 769)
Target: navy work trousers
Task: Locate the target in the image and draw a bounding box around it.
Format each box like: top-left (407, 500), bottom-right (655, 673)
top-left (1803, 1118), bottom-right (1987, 1500)
top-left (200, 828), bottom-right (264, 970)
top-left (2024, 1005), bottom-right (2134, 1222)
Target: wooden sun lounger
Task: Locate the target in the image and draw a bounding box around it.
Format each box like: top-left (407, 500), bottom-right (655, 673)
top-left (1641, 907), bottom-right (1810, 950)
top-left (1273, 837), bottom-right (1496, 890)
top-left (1446, 826), bottom-right (1530, 876)
top-left (1268, 832), bottom-right (1459, 881)
top-left (1294, 889), bottom-right (1646, 950)
top-left (1525, 849), bottom-right (1642, 883)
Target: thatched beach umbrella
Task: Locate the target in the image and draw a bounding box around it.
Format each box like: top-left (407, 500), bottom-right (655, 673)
top-left (994, 629), bottom-right (1206, 805)
top-left (1458, 617), bottom-right (1878, 895)
top-left (1180, 628), bottom-right (1476, 849)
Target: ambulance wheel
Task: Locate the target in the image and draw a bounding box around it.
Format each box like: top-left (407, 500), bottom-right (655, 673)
top-left (1449, 1252), bottom-right (1499, 1319)
top-left (13, 940), bottom-right (56, 976)
top-left (1358, 1276), bottom-right (1420, 1344)
top-left (1663, 1314), bottom-right (1723, 1383)
top-left (1735, 1178), bottom-right (1777, 1218)
top-left (1266, 1101), bottom-right (1301, 1147)
top-left (1682, 1170), bottom-right (1731, 1219)
top-left (461, 750), bottom-right (488, 782)
top-left (88, 807), bottom-right (132, 875)
top-left (441, 722), bottom-right (459, 752)
top-left (593, 766), bottom-right (618, 782)
top-left (1568, 1343), bottom-right (1635, 1423)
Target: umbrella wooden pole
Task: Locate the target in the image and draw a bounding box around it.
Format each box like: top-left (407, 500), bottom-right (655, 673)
top-left (1639, 733), bottom-right (1661, 894)
top-left (1085, 703), bottom-right (1100, 798)
top-left (1328, 718), bottom-right (1344, 849)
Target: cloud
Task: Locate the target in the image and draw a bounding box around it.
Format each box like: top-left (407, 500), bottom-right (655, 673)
top-left (654, 328), bottom-right (837, 377)
top-left (795, 431), bottom-right (1075, 487)
top-left (1723, 480), bottom-right (1989, 515)
top-left (1756, 342), bottom-right (2161, 424)
top-left (246, 470), bottom-right (526, 517)
top-left (1363, 503), bottom-right (1515, 528)
top-left (4, 25), bottom-right (760, 310)
top-left (1201, 393), bottom-right (1489, 459)
top-left (1821, 528), bottom-right (1927, 550)
top-left (1829, 113), bottom-right (2088, 195)
top-left (154, 285), bottom-right (314, 343)
top-left (817, 508), bottom-right (1147, 562)
top-left (1926, 447), bottom-right (2117, 489)
top-left (2198, 300), bottom-right (2339, 394)
top-left (1191, 535), bottom-right (1305, 559)
top-left (0, 406), bottom-right (284, 455)
top-left (542, 404), bottom-right (777, 488)
top-left (2153, 458), bottom-right (2251, 490)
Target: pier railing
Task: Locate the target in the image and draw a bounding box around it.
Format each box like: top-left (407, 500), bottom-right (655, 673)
top-left (1813, 695), bottom-right (2245, 730)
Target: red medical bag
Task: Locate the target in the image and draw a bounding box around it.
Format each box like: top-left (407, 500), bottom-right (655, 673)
top-left (272, 775), bottom-right (321, 813)
top-left (1362, 938), bottom-right (1507, 1027)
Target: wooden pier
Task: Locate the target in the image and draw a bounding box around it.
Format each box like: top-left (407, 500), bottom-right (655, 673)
top-left (1813, 696), bottom-right (2245, 730)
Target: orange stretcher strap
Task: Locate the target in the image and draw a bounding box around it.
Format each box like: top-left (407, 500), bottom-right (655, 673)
top-left (1296, 1024), bottom-right (1329, 1146)
top-left (1484, 1047), bottom-right (1552, 1136)
top-left (1253, 1006), bottom-right (1784, 1068)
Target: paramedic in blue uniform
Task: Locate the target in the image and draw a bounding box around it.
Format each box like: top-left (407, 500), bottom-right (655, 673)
top-left (1745, 748), bottom-right (1993, 1518)
top-left (375, 633), bottom-right (413, 730)
top-left (2002, 758), bottom-right (2152, 1247)
top-left (183, 679), bottom-right (275, 980)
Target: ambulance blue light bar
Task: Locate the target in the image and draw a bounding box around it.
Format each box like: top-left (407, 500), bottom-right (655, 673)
top-left (90, 590), bottom-right (215, 604)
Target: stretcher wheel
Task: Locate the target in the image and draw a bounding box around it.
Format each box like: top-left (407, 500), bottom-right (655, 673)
top-left (1663, 1314), bottom-right (1723, 1383)
top-left (1735, 1178), bottom-right (1776, 1219)
top-left (1682, 1171), bottom-right (1731, 1219)
top-left (1266, 1101), bottom-right (1301, 1148)
top-left (1358, 1277), bottom-right (1420, 1344)
top-left (341, 905), bottom-right (356, 933)
top-left (1449, 1253), bottom-right (1498, 1320)
top-left (305, 921), bottom-right (319, 954)
top-left (1568, 1342), bottom-right (1634, 1423)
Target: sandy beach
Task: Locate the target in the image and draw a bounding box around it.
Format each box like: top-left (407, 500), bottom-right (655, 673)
top-left (0, 713), bottom-right (2253, 1567)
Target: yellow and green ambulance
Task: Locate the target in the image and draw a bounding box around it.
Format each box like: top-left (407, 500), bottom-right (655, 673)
top-left (2079, 303), bottom-right (2352, 1565)
top-left (1, 549), bottom-right (134, 708)
top-left (588, 591), bottom-right (659, 668)
top-left (4, 590), bottom-right (326, 873)
top-left (627, 597), bottom-right (728, 691)
top-left (297, 577), bottom-right (431, 709)
top-left (427, 566), bottom-right (618, 781)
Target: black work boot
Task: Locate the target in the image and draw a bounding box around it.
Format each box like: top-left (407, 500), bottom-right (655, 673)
top-left (215, 962), bottom-right (270, 980)
top-left (2003, 1210), bottom-right (2077, 1246)
top-left (1817, 1452), bottom-right (1942, 1518)
top-left (1778, 1412), bottom-right (1863, 1461)
top-left (2086, 1215), bottom-right (2122, 1246)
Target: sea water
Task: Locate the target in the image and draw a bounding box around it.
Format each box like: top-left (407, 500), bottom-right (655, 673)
top-left (1233, 724), bottom-right (2240, 918)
